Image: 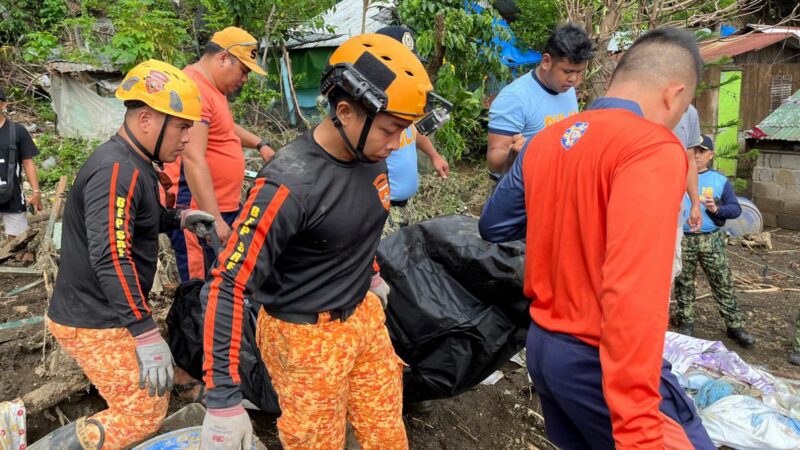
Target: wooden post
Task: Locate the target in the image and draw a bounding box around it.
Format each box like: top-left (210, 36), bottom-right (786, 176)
top-left (282, 44), bottom-right (311, 128)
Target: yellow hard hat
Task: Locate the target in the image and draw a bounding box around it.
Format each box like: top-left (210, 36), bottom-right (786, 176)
top-left (211, 27), bottom-right (267, 75)
top-left (323, 33), bottom-right (433, 120)
top-left (116, 59), bottom-right (202, 122)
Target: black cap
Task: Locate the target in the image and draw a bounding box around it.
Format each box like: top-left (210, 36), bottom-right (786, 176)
top-left (697, 135), bottom-right (714, 151)
top-left (0, 87), bottom-right (5, 102)
top-left (376, 26), bottom-right (427, 63)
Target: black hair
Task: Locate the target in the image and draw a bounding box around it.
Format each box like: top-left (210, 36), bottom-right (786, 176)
top-left (326, 86), bottom-right (366, 118)
top-left (203, 41), bottom-right (225, 57)
top-left (123, 100), bottom-right (148, 111)
top-left (543, 24), bottom-right (594, 64)
top-left (612, 27), bottom-right (703, 87)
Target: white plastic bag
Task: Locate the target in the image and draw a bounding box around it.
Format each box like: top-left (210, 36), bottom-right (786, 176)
top-left (700, 395), bottom-right (800, 450)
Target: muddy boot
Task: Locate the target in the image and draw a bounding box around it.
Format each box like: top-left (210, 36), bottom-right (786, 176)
top-left (29, 417), bottom-right (105, 450)
top-left (726, 327), bottom-right (756, 348)
top-left (677, 323), bottom-right (693, 337)
top-left (789, 351), bottom-right (800, 367)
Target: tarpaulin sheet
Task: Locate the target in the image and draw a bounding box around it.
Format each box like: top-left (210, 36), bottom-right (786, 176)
top-left (50, 75), bottom-right (125, 141)
top-left (167, 215), bottom-right (529, 409)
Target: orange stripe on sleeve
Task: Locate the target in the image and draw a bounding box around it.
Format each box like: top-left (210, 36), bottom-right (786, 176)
top-left (122, 169), bottom-right (151, 315)
top-left (108, 163), bottom-right (142, 321)
top-left (203, 178), bottom-right (269, 389)
top-left (228, 185), bottom-right (290, 383)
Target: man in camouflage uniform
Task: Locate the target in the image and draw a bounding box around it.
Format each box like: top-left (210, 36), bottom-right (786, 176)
top-left (673, 135), bottom-right (755, 348)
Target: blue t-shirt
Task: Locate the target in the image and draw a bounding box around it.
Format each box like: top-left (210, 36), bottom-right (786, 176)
top-left (386, 126), bottom-right (418, 202)
top-left (673, 105), bottom-right (702, 150)
top-left (682, 169), bottom-right (742, 233)
top-left (488, 70), bottom-right (579, 139)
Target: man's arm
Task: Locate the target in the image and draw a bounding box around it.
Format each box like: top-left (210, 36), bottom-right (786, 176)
top-left (487, 132), bottom-right (525, 174)
top-left (487, 88), bottom-right (527, 174)
top-left (202, 178), bottom-right (304, 409)
top-left (479, 144), bottom-right (528, 242)
top-left (708, 179), bottom-right (742, 220)
top-left (84, 163), bottom-right (156, 336)
top-left (416, 133), bottom-right (449, 179)
top-left (234, 123), bottom-right (275, 162)
top-left (21, 159), bottom-right (42, 211)
top-left (599, 142), bottom-right (687, 449)
top-left (686, 148), bottom-right (702, 232)
top-left (181, 122), bottom-right (232, 242)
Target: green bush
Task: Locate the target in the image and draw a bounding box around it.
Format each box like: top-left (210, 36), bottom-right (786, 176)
top-left (398, 0), bottom-right (510, 163)
top-left (34, 132), bottom-right (95, 187)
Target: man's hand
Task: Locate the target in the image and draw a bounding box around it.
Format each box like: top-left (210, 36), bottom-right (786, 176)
top-left (431, 154), bottom-right (450, 180)
top-left (134, 328), bottom-right (174, 397)
top-left (201, 404), bottom-right (253, 450)
top-left (702, 196), bottom-right (718, 214)
top-left (27, 191), bottom-right (42, 212)
top-left (181, 210), bottom-right (216, 236)
top-left (510, 133), bottom-right (525, 155)
top-left (370, 273), bottom-right (391, 309)
top-left (688, 203), bottom-right (703, 232)
top-left (258, 143), bottom-right (275, 162)
top-left (216, 217), bottom-right (232, 243)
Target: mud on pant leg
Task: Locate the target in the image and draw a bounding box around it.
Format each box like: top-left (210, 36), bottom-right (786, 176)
top-left (46, 318), bottom-right (168, 450)
top-left (346, 293), bottom-right (407, 450)
top-left (673, 234), bottom-right (700, 326)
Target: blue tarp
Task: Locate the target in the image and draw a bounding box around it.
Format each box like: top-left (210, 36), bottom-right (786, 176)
top-left (720, 24), bottom-right (736, 38)
top-left (465, 1), bottom-right (541, 67)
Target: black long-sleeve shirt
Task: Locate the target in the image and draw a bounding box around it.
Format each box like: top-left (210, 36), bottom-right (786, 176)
top-left (49, 134), bottom-right (181, 336)
top-left (202, 130), bottom-right (389, 408)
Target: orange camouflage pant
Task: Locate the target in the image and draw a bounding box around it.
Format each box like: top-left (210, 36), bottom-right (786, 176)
top-left (46, 318), bottom-right (168, 449)
top-left (257, 293), bottom-right (408, 450)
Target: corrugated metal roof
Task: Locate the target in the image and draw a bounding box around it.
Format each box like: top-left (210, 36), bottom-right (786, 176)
top-left (285, 0), bottom-right (396, 50)
top-left (749, 89), bottom-right (800, 142)
top-left (48, 60), bottom-right (119, 74)
top-left (698, 32), bottom-right (798, 62)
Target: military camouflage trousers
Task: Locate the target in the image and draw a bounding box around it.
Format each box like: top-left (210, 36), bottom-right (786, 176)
top-left (672, 231), bottom-right (743, 329)
top-left (256, 293), bottom-right (408, 450)
top-left (382, 201), bottom-right (414, 237)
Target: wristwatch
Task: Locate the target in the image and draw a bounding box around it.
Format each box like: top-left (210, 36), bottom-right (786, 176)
top-left (256, 139), bottom-right (271, 149)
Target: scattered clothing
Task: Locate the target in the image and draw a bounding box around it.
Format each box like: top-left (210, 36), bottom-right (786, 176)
top-left (0, 399), bottom-right (26, 450)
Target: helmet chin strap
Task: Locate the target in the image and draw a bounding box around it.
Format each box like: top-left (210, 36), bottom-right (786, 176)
top-left (331, 111), bottom-right (375, 164)
top-left (123, 115), bottom-right (171, 170)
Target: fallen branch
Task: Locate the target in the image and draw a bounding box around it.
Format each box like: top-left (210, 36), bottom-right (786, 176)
top-left (21, 378), bottom-right (91, 416)
top-left (728, 249), bottom-right (798, 279)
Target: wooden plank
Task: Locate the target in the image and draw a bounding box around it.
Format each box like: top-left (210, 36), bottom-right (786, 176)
top-left (0, 228), bottom-right (39, 263)
top-left (44, 176), bottom-right (68, 251)
top-left (0, 266), bottom-right (40, 275)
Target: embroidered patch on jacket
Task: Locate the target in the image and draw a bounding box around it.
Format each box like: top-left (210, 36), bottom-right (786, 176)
top-left (561, 122), bottom-right (589, 150)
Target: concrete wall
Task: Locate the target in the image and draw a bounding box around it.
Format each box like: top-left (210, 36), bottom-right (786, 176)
top-left (752, 151), bottom-right (800, 230)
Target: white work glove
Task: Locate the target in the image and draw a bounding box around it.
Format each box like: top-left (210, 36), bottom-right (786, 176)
top-left (181, 209), bottom-right (216, 237)
top-left (134, 328), bottom-right (174, 397)
top-left (200, 404), bottom-right (254, 449)
top-left (370, 273), bottom-right (391, 309)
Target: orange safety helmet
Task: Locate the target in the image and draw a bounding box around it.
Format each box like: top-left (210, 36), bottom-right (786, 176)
top-left (116, 59), bottom-right (202, 122)
top-left (322, 33), bottom-right (433, 120)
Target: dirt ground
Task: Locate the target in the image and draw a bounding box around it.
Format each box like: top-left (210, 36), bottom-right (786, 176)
top-left (1, 221), bottom-right (799, 448)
